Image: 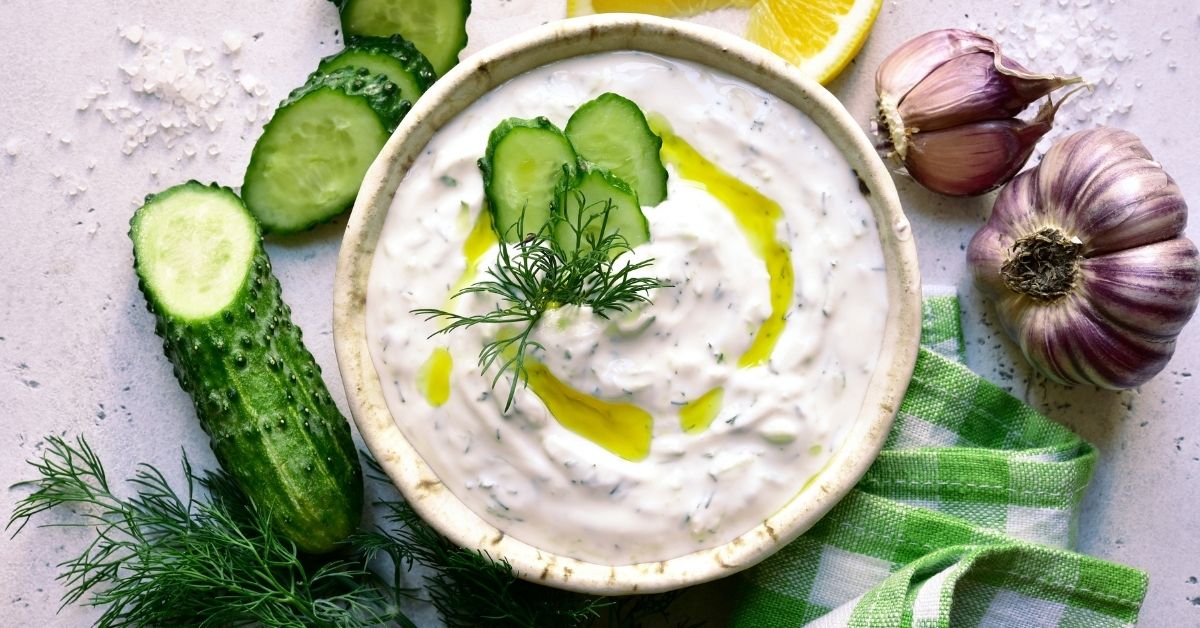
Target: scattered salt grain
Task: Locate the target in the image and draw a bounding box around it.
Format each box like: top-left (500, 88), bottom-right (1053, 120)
top-left (120, 24), bottom-right (144, 45)
top-left (4, 138), bottom-right (20, 157)
top-left (83, 26), bottom-right (274, 157)
top-left (207, 144), bottom-right (221, 157)
top-left (968, 0), bottom-right (1135, 155)
top-left (222, 31), bottom-right (245, 55)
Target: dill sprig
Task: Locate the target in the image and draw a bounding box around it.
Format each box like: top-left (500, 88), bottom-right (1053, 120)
top-left (9, 437), bottom-right (704, 628)
top-left (413, 195), bottom-right (671, 410)
top-left (7, 435), bottom-right (412, 627)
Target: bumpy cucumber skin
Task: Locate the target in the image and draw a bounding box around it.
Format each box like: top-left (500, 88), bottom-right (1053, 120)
top-left (243, 67), bottom-right (407, 234)
top-left (130, 182), bottom-right (363, 555)
top-left (317, 34), bottom-right (436, 105)
top-left (478, 116), bottom-right (578, 243)
top-left (566, 92), bottom-right (669, 207)
top-left (287, 66), bottom-right (411, 133)
top-left (337, 0), bottom-right (471, 77)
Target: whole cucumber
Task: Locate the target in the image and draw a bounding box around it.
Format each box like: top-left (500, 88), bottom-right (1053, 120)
top-left (129, 181), bottom-right (362, 554)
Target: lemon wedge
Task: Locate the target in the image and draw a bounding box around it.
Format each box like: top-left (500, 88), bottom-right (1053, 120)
top-left (566, 0), bottom-right (881, 85)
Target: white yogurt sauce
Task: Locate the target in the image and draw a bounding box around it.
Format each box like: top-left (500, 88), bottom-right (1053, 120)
top-left (366, 52), bottom-right (889, 564)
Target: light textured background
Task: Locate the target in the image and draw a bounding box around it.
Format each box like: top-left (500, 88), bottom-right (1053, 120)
top-left (2, 1), bottom-right (1197, 625)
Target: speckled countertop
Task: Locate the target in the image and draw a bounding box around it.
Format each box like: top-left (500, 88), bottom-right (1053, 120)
top-left (2, 1), bottom-right (1197, 625)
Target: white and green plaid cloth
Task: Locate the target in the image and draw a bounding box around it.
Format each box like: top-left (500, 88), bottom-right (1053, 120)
top-left (731, 289), bottom-right (1148, 627)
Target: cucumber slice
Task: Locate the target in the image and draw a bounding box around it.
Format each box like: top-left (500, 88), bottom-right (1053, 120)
top-left (242, 67), bottom-right (407, 234)
top-left (130, 182), bottom-right (363, 554)
top-left (339, 0), bottom-right (471, 77)
top-left (566, 92), bottom-right (668, 206)
top-left (316, 34), bottom-right (435, 106)
top-left (555, 165), bottom-right (650, 255)
top-left (478, 117), bottom-right (578, 243)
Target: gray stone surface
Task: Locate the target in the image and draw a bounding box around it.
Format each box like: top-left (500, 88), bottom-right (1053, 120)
top-left (1, 1), bottom-right (1196, 625)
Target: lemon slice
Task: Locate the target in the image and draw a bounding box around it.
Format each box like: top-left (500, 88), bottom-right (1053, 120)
top-left (566, 0), bottom-right (881, 85)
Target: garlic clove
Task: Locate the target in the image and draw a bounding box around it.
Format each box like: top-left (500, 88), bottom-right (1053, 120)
top-left (1014, 295), bottom-right (1175, 389)
top-left (984, 168), bottom-right (1042, 239)
top-left (875, 29), bottom-right (994, 103)
top-left (904, 116), bottom-right (1050, 197)
top-left (898, 51), bottom-right (1080, 133)
top-left (1040, 128), bottom-right (1189, 255)
top-left (1080, 238), bottom-right (1200, 338)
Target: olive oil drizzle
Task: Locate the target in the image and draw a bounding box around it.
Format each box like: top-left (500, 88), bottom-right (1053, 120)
top-left (679, 387), bottom-right (725, 434)
top-left (415, 347), bottom-right (453, 407)
top-left (648, 114), bottom-right (794, 369)
top-left (418, 208), bottom-right (496, 407)
top-left (526, 362), bottom-right (654, 462)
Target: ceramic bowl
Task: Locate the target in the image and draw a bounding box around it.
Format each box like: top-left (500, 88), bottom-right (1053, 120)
top-left (333, 14), bottom-right (921, 595)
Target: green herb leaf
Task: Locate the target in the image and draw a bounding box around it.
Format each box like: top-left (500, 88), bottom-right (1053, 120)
top-left (8, 435), bottom-right (411, 628)
top-left (413, 196), bottom-right (670, 410)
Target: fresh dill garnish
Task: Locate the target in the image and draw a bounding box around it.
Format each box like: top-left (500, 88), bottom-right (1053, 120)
top-left (413, 195), bottom-right (671, 410)
top-left (7, 435), bottom-right (413, 627)
top-left (9, 436), bottom-right (704, 628)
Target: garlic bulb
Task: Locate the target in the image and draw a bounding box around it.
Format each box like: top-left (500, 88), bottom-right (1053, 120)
top-left (875, 29), bottom-right (1081, 196)
top-left (968, 127), bottom-right (1200, 389)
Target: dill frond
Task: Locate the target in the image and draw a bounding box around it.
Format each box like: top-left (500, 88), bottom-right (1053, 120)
top-left (413, 195), bottom-right (671, 410)
top-left (8, 436), bottom-right (411, 627)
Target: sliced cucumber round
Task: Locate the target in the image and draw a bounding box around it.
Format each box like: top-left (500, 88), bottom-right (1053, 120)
top-left (316, 34), bottom-right (435, 106)
top-left (242, 68), bottom-right (406, 234)
top-left (478, 117), bottom-right (578, 243)
top-left (555, 165), bottom-right (649, 255)
top-left (339, 0), bottom-right (471, 77)
top-left (130, 182), bottom-right (363, 554)
top-left (566, 92), bottom-right (669, 207)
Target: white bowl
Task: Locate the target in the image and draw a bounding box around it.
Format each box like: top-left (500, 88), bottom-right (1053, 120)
top-left (333, 14), bottom-right (921, 595)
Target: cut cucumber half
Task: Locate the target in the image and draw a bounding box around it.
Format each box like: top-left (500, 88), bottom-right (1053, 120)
top-left (130, 182), bottom-right (363, 554)
top-left (555, 165), bottom-right (649, 255)
top-left (339, 0), bottom-right (471, 77)
top-left (131, 183), bottom-right (258, 321)
top-left (316, 34), bottom-right (435, 106)
top-left (478, 117), bottom-right (578, 243)
top-left (566, 92), bottom-right (668, 206)
top-left (242, 67), bottom-right (405, 234)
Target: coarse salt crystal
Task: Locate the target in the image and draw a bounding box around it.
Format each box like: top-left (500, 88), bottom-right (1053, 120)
top-left (4, 138), bottom-right (20, 157)
top-left (222, 31), bottom-right (244, 54)
top-left (84, 26), bottom-right (270, 157)
top-left (975, 0), bottom-right (1134, 154)
top-left (121, 24), bottom-right (144, 45)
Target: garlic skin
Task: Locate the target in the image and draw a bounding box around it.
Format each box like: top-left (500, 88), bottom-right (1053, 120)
top-left (968, 128), bottom-right (1200, 389)
top-left (875, 29), bottom-right (1080, 196)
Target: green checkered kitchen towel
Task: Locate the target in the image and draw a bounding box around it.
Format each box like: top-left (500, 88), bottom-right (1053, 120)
top-left (731, 287), bottom-right (1149, 627)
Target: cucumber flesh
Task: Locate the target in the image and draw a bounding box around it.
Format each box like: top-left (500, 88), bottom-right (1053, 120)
top-left (555, 166), bottom-right (649, 255)
top-left (479, 117), bottom-right (578, 243)
top-left (566, 92), bottom-right (669, 206)
top-left (130, 182), bottom-right (364, 555)
top-left (316, 35), bottom-right (436, 106)
top-left (340, 0), bottom-right (471, 77)
top-left (130, 185), bottom-right (258, 321)
top-left (242, 85), bottom-right (390, 234)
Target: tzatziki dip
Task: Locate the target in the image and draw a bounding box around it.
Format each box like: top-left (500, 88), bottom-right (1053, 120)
top-left (365, 51), bottom-right (889, 565)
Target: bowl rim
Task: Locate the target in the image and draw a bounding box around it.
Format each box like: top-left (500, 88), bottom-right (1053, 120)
top-left (333, 13), bottom-right (921, 595)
